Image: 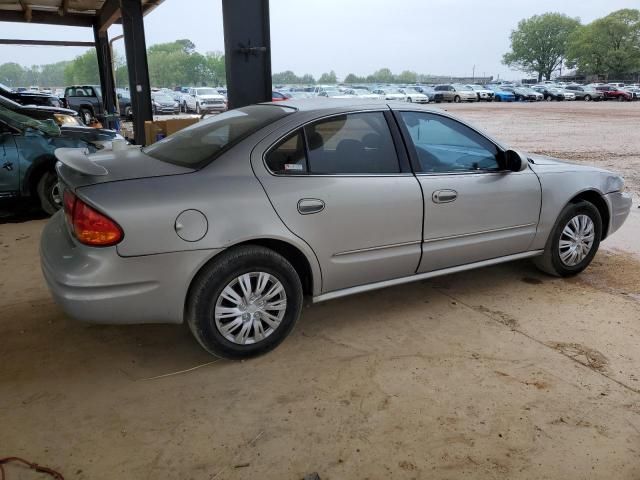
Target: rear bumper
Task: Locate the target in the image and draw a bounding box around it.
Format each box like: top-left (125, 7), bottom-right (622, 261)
top-left (605, 191), bottom-right (633, 237)
top-left (40, 213), bottom-right (223, 325)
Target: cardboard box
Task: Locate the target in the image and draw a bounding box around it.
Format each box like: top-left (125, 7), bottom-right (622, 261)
top-left (144, 117), bottom-right (200, 145)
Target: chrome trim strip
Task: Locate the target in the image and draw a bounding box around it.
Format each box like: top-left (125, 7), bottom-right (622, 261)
top-left (423, 223), bottom-right (537, 243)
top-left (313, 250), bottom-right (544, 303)
top-left (333, 240), bottom-right (422, 257)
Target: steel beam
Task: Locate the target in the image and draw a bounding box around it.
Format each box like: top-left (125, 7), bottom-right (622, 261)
top-left (93, 24), bottom-right (117, 126)
top-left (222, 0), bottom-right (272, 109)
top-left (0, 39), bottom-right (95, 47)
top-left (120, 0), bottom-right (152, 145)
top-left (0, 10), bottom-right (94, 27)
top-left (96, 0), bottom-right (120, 32)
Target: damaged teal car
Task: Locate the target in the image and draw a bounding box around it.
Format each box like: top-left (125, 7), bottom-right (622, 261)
top-left (0, 105), bottom-right (119, 214)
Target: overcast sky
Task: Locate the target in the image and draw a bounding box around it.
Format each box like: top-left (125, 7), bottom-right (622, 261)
top-left (0, 0), bottom-right (637, 80)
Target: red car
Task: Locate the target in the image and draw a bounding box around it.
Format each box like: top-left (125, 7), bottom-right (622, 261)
top-left (595, 86), bottom-right (632, 101)
top-left (271, 91), bottom-right (291, 102)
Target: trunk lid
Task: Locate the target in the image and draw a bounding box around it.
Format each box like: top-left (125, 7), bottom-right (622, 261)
top-left (55, 145), bottom-right (194, 190)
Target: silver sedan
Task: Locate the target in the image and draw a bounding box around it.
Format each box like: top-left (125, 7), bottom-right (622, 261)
top-left (41, 99), bottom-right (632, 359)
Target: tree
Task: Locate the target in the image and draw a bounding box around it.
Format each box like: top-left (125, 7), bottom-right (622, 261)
top-left (40, 61), bottom-right (69, 87)
top-left (64, 49), bottom-right (99, 85)
top-left (503, 13), bottom-right (581, 81)
top-left (344, 73), bottom-right (365, 84)
top-left (299, 74), bottom-right (315, 84)
top-left (396, 70), bottom-right (418, 84)
top-left (566, 9), bottom-right (640, 76)
top-left (370, 68), bottom-right (394, 83)
top-left (318, 70), bottom-right (337, 83)
top-left (0, 62), bottom-right (25, 86)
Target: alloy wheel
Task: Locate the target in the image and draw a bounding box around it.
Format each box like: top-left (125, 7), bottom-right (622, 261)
top-left (559, 214), bottom-right (595, 267)
top-left (214, 272), bottom-right (287, 345)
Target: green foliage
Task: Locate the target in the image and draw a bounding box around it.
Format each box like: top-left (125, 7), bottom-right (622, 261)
top-left (0, 62), bottom-right (26, 86)
top-left (318, 70), bottom-right (337, 83)
top-left (503, 13), bottom-right (581, 81)
top-left (63, 49), bottom-right (100, 85)
top-left (272, 70), bottom-right (315, 84)
top-left (566, 9), bottom-right (640, 76)
top-left (344, 73), bottom-right (365, 84)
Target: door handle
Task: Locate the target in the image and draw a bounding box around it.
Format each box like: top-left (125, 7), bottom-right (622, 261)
top-left (432, 189), bottom-right (457, 204)
top-left (297, 198), bottom-right (325, 215)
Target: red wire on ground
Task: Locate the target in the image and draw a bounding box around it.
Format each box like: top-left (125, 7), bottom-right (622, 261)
top-left (0, 457), bottom-right (64, 480)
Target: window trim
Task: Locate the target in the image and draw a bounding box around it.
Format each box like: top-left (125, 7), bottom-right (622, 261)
top-left (262, 109), bottom-right (413, 177)
top-left (392, 109), bottom-right (508, 176)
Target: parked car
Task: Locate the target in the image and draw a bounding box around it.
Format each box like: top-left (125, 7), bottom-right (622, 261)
top-left (595, 85), bottom-right (632, 101)
top-left (433, 84), bottom-right (478, 103)
top-left (343, 89), bottom-right (384, 100)
top-left (560, 89), bottom-right (576, 101)
top-left (64, 85), bottom-right (105, 124)
top-left (41, 100), bottom-right (632, 359)
top-left (0, 82), bottom-right (63, 108)
top-left (466, 85), bottom-right (495, 101)
top-left (318, 90), bottom-right (355, 99)
top-left (0, 94), bottom-right (82, 126)
top-left (564, 85), bottom-right (604, 101)
top-left (371, 88), bottom-right (407, 101)
top-left (272, 91), bottom-right (291, 102)
top-left (399, 87), bottom-right (430, 104)
top-left (485, 85), bottom-right (516, 102)
top-left (530, 85), bottom-right (565, 101)
top-left (419, 86), bottom-right (444, 103)
top-left (0, 105), bottom-right (119, 214)
top-left (625, 86), bottom-right (640, 100)
top-left (187, 87), bottom-right (228, 113)
top-left (151, 92), bottom-right (180, 115)
top-left (500, 86), bottom-right (539, 101)
top-left (116, 91), bottom-right (133, 118)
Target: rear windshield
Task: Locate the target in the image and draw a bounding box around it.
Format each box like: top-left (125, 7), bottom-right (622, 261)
top-left (142, 105), bottom-right (294, 169)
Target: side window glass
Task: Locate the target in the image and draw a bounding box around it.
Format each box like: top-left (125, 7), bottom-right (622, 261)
top-left (399, 112), bottom-right (500, 173)
top-left (304, 112), bottom-right (400, 174)
top-left (265, 130), bottom-right (307, 175)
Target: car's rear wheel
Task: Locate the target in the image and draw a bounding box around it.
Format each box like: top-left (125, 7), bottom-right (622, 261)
top-left (618, 95), bottom-right (625, 102)
top-left (584, 94), bottom-right (592, 101)
top-left (187, 245), bottom-right (303, 359)
top-left (533, 200), bottom-right (602, 277)
top-left (196, 103), bottom-right (201, 114)
top-left (36, 170), bottom-right (62, 215)
top-left (453, 95), bottom-right (461, 103)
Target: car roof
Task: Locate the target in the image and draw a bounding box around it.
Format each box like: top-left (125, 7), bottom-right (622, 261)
top-left (267, 97), bottom-right (444, 114)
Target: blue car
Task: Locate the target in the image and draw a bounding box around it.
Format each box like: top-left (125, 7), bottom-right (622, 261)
top-left (0, 105), bottom-right (118, 214)
top-left (485, 85), bottom-right (516, 102)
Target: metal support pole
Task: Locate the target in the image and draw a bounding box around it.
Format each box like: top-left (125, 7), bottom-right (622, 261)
top-left (120, 0), bottom-right (152, 145)
top-left (222, 0), bottom-right (272, 109)
top-left (93, 23), bottom-right (117, 128)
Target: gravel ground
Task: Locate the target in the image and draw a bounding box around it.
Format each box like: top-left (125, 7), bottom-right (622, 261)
top-left (1, 101), bottom-right (640, 479)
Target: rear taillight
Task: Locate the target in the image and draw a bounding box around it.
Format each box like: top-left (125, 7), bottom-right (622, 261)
top-left (63, 190), bottom-right (123, 246)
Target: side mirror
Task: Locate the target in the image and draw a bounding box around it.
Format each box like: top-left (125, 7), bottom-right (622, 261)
top-left (504, 149), bottom-right (529, 172)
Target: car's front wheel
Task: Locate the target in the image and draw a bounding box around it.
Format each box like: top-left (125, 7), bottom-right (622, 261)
top-left (187, 246), bottom-right (303, 359)
top-left (534, 200), bottom-right (602, 277)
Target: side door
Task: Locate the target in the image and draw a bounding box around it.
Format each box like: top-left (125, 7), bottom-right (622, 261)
top-left (0, 123), bottom-right (20, 198)
top-left (395, 110), bottom-right (541, 273)
top-left (252, 110), bottom-right (423, 294)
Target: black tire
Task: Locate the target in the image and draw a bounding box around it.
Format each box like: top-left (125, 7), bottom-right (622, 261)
top-left (584, 94), bottom-right (591, 101)
top-left (186, 245), bottom-right (303, 359)
top-left (545, 95), bottom-right (552, 101)
top-left (196, 102), bottom-right (201, 114)
top-left (495, 95), bottom-right (502, 102)
top-left (453, 95), bottom-right (461, 103)
top-left (407, 97), bottom-right (413, 103)
top-left (125, 106), bottom-right (132, 119)
top-left (533, 200), bottom-right (602, 277)
top-left (36, 170), bottom-right (61, 216)
top-left (183, 101), bottom-right (188, 113)
top-left (617, 95), bottom-right (624, 102)
top-left (79, 108), bottom-right (93, 125)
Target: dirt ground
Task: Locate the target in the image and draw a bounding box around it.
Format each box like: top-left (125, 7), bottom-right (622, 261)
top-left (1, 102), bottom-right (640, 479)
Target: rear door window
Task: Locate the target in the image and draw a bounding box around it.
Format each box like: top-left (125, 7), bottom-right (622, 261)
top-left (305, 112), bottom-right (400, 174)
